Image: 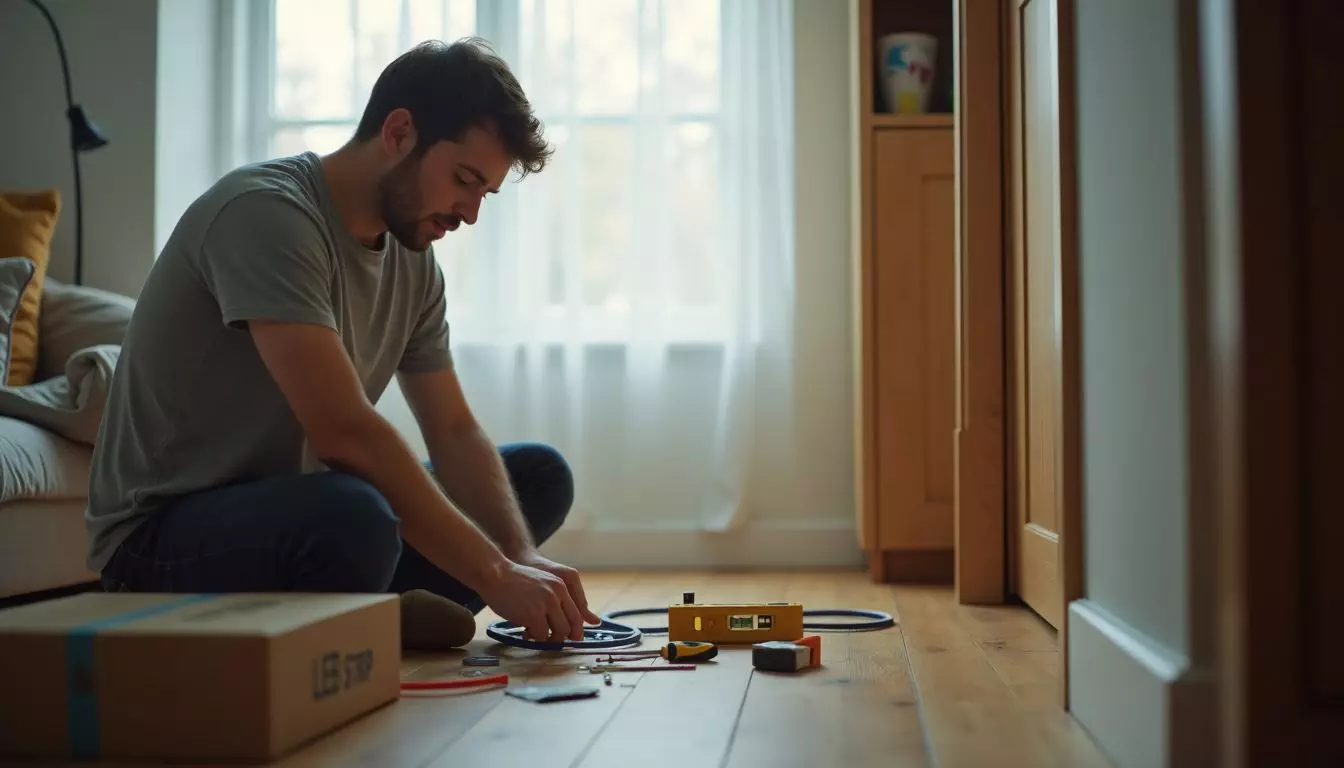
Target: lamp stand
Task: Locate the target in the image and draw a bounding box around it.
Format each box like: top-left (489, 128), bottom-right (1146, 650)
top-left (27, 0), bottom-right (109, 286)
top-left (70, 117), bottom-right (85, 286)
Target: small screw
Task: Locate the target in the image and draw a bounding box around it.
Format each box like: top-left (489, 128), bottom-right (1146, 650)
top-left (604, 673), bottom-right (613, 686)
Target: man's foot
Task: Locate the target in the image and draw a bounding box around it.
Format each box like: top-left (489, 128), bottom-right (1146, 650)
top-left (400, 589), bottom-right (476, 650)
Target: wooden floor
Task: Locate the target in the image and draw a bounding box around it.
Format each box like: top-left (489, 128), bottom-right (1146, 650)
top-left (280, 571), bottom-right (1110, 767)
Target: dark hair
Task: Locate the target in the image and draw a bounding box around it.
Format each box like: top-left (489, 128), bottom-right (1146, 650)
top-left (354, 38), bottom-right (552, 177)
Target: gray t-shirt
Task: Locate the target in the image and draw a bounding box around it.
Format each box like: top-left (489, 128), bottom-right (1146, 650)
top-left (85, 151), bottom-right (454, 571)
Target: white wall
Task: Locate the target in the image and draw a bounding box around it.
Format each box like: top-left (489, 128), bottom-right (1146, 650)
top-left (787, 0), bottom-right (855, 529)
top-left (0, 0), bottom-right (218, 298)
top-left (155, 0), bottom-right (223, 257)
top-left (1076, 0), bottom-right (1190, 656)
top-left (1068, 0), bottom-right (1217, 764)
top-left (0, 0), bottom-right (160, 298)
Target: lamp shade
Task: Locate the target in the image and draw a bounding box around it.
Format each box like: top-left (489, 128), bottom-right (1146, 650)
top-left (66, 105), bottom-right (107, 152)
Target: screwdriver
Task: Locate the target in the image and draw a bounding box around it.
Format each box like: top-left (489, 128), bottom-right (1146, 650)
top-left (570, 640), bottom-right (719, 663)
top-left (660, 640), bottom-right (718, 662)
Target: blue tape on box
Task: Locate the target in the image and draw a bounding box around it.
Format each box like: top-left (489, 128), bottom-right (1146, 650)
top-left (65, 594), bottom-right (223, 759)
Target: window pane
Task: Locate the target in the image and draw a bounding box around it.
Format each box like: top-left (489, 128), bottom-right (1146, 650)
top-left (578, 124), bottom-right (633, 308)
top-left (518, 0), bottom-right (575, 115)
top-left (663, 0), bottom-right (719, 113)
top-left (354, 0), bottom-right (401, 111)
top-left (541, 125), bottom-right (573, 305)
top-left (406, 0), bottom-right (443, 42)
top-left (274, 0), bottom-right (356, 120)
top-left (407, 0), bottom-right (475, 43)
top-left (575, 0), bottom-right (638, 115)
top-left (671, 122), bottom-right (719, 307)
top-left (272, 125), bottom-right (356, 157)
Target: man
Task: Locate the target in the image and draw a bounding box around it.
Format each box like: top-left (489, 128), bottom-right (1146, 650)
top-left (86, 38), bottom-right (599, 647)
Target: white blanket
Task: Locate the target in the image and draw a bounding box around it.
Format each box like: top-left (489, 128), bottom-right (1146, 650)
top-left (0, 344), bottom-right (119, 447)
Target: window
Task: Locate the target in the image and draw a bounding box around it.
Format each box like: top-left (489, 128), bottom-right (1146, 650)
top-left (238, 0), bottom-right (728, 344)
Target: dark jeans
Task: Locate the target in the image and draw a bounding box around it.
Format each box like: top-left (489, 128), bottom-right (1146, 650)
top-left (99, 443), bottom-right (574, 614)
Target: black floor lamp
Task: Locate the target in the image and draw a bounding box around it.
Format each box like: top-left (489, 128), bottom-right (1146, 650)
top-left (26, 0), bottom-right (108, 286)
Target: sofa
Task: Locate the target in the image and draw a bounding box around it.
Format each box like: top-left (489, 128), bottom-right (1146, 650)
top-left (0, 277), bottom-right (135, 600)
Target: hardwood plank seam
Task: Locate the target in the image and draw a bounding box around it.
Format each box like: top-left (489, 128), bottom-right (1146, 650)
top-left (897, 622), bottom-right (941, 768)
top-left (408, 694), bottom-right (509, 768)
top-left (565, 666), bottom-right (649, 768)
top-left (716, 669), bottom-right (757, 768)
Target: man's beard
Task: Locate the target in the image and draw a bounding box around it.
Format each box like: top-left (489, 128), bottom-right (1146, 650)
top-left (376, 151), bottom-right (431, 251)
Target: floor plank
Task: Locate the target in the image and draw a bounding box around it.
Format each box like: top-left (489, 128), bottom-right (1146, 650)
top-left (575, 571), bottom-right (785, 768)
top-left (892, 585), bottom-right (1110, 767)
top-left (722, 571), bottom-right (929, 768)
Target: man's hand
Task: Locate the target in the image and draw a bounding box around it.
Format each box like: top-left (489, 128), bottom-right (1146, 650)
top-left (477, 560), bottom-right (590, 641)
top-left (400, 368), bottom-right (601, 631)
top-left (512, 549), bottom-right (603, 626)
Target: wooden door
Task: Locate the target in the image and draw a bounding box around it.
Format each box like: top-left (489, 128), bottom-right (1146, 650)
top-left (871, 128), bottom-right (957, 571)
top-left (1004, 0), bottom-right (1076, 630)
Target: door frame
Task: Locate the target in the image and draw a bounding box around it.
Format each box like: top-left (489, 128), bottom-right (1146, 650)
top-left (953, 0), bottom-right (1083, 704)
top-left (952, 0), bottom-right (1007, 605)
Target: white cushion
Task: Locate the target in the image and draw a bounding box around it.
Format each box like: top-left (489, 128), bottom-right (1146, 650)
top-left (0, 258), bottom-right (36, 384)
top-left (0, 497), bottom-right (96, 597)
top-left (0, 415), bottom-right (90, 504)
top-left (37, 277), bottom-right (135, 383)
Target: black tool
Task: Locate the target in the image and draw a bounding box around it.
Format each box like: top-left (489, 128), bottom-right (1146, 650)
top-left (506, 685), bottom-right (600, 703)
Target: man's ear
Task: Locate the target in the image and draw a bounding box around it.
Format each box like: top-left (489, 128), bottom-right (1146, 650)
top-left (380, 108), bottom-right (419, 159)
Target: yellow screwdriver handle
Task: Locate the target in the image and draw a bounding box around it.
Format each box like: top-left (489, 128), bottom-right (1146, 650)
top-left (664, 641), bottom-right (719, 662)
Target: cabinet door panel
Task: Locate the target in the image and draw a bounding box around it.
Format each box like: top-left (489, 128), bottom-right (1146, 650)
top-left (873, 128), bottom-right (956, 551)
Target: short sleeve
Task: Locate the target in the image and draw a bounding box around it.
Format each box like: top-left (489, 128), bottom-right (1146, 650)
top-left (199, 191), bottom-right (337, 331)
top-left (398, 257), bottom-right (454, 373)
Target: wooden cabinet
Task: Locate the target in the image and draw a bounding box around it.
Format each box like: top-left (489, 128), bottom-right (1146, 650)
top-left (872, 129), bottom-right (956, 553)
top-left (851, 0), bottom-right (958, 583)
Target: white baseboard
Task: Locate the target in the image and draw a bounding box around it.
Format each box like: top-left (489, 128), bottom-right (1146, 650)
top-left (535, 524), bottom-right (865, 569)
top-left (1068, 600), bottom-right (1218, 767)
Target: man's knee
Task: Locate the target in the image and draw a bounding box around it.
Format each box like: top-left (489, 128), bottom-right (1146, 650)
top-left (295, 473), bottom-right (402, 591)
top-left (505, 443), bottom-right (575, 542)
top-left (534, 443), bottom-right (575, 515)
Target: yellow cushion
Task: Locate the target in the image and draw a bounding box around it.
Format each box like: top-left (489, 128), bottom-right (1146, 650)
top-left (0, 190), bottom-right (60, 386)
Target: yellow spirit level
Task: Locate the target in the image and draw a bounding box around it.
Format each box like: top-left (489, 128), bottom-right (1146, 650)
top-left (667, 600), bottom-right (805, 644)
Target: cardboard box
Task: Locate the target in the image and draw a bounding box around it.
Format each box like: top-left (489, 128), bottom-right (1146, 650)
top-left (0, 592), bottom-right (400, 763)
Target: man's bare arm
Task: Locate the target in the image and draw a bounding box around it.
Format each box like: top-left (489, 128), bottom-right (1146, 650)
top-left (398, 367), bottom-right (533, 557)
top-left (400, 366), bottom-right (600, 624)
top-left (247, 320), bottom-right (585, 639)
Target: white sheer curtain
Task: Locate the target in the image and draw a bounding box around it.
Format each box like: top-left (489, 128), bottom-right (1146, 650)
top-left (257, 0), bottom-right (796, 535)
top-left (449, 0), bottom-right (796, 533)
